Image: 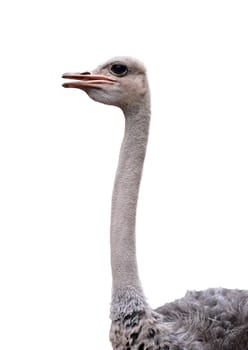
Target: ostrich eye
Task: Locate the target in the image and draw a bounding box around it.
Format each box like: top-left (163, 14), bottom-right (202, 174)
top-left (110, 63), bottom-right (128, 77)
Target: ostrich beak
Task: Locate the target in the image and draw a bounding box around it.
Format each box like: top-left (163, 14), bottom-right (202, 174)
top-left (62, 71), bottom-right (117, 89)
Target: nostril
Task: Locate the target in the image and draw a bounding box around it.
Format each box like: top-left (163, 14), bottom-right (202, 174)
top-left (80, 71), bottom-right (91, 75)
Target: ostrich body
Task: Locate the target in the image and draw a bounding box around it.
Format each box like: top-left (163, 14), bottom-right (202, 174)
top-left (62, 57), bottom-right (248, 350)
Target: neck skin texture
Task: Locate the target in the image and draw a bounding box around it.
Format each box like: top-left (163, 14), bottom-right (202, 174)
top-left (110, 97), bottom-right (151, 320)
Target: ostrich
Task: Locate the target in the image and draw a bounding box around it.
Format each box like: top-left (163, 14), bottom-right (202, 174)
top-left (62, 57), bottom-right (248, 350)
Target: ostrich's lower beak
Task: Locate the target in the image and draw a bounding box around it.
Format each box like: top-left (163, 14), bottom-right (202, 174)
top-left (62, 72), bottom-right (117, 89)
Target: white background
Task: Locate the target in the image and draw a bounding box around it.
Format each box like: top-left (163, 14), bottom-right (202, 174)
top-left (0, 1), bottom-right (248, 349)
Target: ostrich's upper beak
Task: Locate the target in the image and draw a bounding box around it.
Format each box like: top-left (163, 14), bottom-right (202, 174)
top-left (62, 71), bottom-right (117, 89)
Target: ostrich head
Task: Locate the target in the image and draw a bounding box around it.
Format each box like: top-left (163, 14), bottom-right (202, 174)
top-left (62, 56), bottom-right (149, 111)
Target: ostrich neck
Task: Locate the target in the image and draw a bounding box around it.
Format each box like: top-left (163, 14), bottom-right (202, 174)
top-left (110, 99), bottom-right (150, 319)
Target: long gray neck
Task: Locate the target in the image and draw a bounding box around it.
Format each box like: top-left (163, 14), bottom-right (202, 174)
top-left (110, 98), bottom-right (151, 320)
